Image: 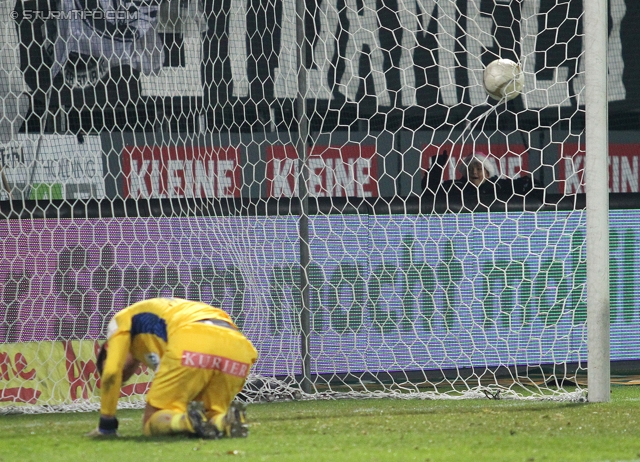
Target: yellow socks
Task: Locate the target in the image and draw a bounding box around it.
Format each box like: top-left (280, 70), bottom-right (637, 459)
top-left (143, 410), bottom-right (192, 436)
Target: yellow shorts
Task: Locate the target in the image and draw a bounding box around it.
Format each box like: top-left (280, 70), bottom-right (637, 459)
top-left (146, 321), bottom-right (258, 419)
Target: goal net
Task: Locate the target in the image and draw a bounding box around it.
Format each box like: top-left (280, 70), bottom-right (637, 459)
top-left (0, 0), bottom-right (631, 412)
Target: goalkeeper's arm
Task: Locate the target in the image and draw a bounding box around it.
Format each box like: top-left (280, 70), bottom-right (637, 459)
top-left (88, 333), bottom-right (133, 436)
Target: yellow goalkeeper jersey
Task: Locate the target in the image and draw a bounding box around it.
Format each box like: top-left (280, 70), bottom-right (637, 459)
top-left (99, 297), bottom-right (236, 416)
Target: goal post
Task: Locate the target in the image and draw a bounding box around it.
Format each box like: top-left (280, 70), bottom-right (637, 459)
top-left (584, 0), bottom-right (610, 403)
top-left (0, 0), bottom-right (630, 413)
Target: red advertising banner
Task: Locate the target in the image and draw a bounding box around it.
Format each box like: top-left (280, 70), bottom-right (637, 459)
top-left (266, 144), bottom-right (378, 197)
top-left (122, 146), bottom-right (241, 198)
top-left (559, 143), bottom-right (640, 194)
top-left (421, 143), bottom-right (529, 181)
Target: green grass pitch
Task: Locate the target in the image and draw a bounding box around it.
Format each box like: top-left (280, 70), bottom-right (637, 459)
top-left (1, 386), bottom-right (640, 462)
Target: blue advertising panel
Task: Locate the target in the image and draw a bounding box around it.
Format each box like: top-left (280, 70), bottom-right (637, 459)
top-left (1, 210), bottom-right (639, 377)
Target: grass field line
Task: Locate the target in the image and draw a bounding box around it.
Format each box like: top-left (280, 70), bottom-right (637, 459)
top-left (1, 388), bottom-right (640, 461)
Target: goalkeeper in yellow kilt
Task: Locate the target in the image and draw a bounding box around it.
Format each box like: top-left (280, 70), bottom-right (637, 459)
top-left (87, 297), bottom-right (258, 439)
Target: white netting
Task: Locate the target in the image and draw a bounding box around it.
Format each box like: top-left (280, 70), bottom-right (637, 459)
top-left (0, 0), bottom-right (636, 413)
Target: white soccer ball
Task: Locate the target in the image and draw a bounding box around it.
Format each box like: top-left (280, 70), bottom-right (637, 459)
top-left (483, 58), bottom-right (524, 101)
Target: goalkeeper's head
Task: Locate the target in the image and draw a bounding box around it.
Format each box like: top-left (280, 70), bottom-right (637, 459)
top-left (96, 342), bottom-right (140, 382)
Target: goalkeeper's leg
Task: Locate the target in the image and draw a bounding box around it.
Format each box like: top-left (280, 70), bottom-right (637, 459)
top-left (143, 403), bottom-right (220, 438)
top-left (202, 374), bottom-right (250, 438)
top-left (142, 404), bottom-right (192, 436)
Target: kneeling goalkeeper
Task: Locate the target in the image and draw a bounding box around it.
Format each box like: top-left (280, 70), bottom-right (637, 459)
top-left (88, 297), bottom-right (258, 438)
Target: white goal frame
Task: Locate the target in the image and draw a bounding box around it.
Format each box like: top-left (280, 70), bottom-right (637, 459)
top-left (584, 0), bottom-right (610, 403)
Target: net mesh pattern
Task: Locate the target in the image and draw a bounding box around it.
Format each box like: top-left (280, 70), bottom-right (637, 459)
top-left (0, 0), bottom-right (631, 412)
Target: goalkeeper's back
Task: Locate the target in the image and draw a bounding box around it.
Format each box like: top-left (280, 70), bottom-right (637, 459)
top-left (106, 297), bottom-right (236, 370)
